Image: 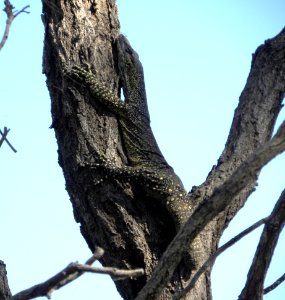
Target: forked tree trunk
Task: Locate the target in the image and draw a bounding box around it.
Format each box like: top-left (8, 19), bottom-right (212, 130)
top-left (42, 1), bottom-right (285, 299)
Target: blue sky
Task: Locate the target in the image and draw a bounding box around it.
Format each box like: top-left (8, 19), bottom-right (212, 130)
top-left (1, 1), bottom-right (285, 299)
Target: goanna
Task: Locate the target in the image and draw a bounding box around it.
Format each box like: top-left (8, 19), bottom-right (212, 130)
top-left (65, 35), bottom-right (199, 263)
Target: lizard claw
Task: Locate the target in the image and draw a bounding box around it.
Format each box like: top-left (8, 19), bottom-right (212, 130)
top-left (63, 65), bottom-right (93, 82)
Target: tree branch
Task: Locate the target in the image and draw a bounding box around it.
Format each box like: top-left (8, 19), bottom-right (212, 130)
top-left (0, 127), bottom-right (17, 152)
top-left (186, 29), bottom-right (285, 279)
top-left (174, 216), bottom-right (269, 300)
top-left (190, 27), bottom-right (285, 211)
top-left (136, 120), bottom-right (285, 300)
top-left (12, 247), bottom-right (144, 300)
top-left (238, 189), bottom-right (285, 299)
top-left (264, 272), bottom-right (285, 295)
top-left (0, 0), bottom-right (30, 50)
top-left (0, 127), bottom-right (9, 148)
top-left (176, 186), bottom-right (285, 298)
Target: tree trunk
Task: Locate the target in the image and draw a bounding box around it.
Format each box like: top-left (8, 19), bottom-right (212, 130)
top-left (42, 0), bottom-right (188, 298)
top-left (42, 1), bottom-right (285, 299)
top-left (0, 261), bottom-right (12, 300)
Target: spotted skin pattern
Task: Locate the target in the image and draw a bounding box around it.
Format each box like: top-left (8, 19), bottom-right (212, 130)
top-left (65, 35), bottom-right (201, 266)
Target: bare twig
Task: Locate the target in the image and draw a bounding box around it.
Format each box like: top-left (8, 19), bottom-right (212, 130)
top-left (264, 272), bottom-right (285, 294)
top-left (0, 127), bottom-right (17, 152)
top-left (135, 120), bottom-right (285, 300)
top-left (174, 216), bottom-right (269, 300)
top-left (0, 0), bottom-right (30, 50)
top-left (0, 126), bottom-right (9, 147)
top-left (12, 247), bottom-right (144, 300)
top-left (44, 246), bottom-right (105, 298)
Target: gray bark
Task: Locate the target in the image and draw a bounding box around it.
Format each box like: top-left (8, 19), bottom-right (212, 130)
top-left (42, 0), bottom-right (183, 298)
top-left (0, 261), bottom-right (12, 300)
top-left (238, 189), bottom-right (285, 300)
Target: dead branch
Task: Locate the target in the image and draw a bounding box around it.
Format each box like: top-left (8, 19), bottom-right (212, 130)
top-left (238, 189), bottom-right (285, 299)
top-left (0, 0), bottom-right (30, 50)
top-left (136, 120), bottom-right (285, 300)
top-left (0, 127), bottom-right (9, 148)
top-left (0, 127), bottom-right (17, 152)
top-left (12, 247), bottom-right (144, 300)
top-left (43, 246), bottom-right (105, 298)
top-left (174, 216), bottom-right (269, 299)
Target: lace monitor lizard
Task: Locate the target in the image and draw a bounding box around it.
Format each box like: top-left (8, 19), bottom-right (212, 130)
top-left (65, 34), bottom-right (201, 266)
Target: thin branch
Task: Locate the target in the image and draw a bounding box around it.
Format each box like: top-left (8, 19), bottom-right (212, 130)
top-left (45, 246), bottom-right (105, 298)
top-left (0, 127), bottom-right (9, 148)
top-left (135, 120), bottom-right (285, 300)
top-left (12, 247), bottom-right (144, 300)
top-left (13, 5), bottom-right (30, 18)
top-left (173, 216), bottom-right (269, 300)
top-left (0, 1), bottom-right (30, 50)
top-left (264, 272), bottom-right (285, 294)
top-left (0, 127), bottom-right (17, 152)
top-left (68, 264), bottom-right (144, 279)
top-left (238, 189), bottom-right (285, 299)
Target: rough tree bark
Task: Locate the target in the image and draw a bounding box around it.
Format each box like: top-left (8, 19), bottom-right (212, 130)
top-left (42, 1), bottom-right (285, 299)
top-left (42, 0), bottom-right (181, 298)
top-left (0, 261), bottom-right (12, 300)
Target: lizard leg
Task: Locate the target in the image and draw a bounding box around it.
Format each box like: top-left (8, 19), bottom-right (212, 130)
top-left (65, 66), bottom-right (127, 115)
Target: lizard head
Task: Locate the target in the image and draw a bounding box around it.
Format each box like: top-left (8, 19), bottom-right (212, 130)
top-left (116, 35), bottom-right (148, 113)
top-left (117, 34), bottom-right (141, 74)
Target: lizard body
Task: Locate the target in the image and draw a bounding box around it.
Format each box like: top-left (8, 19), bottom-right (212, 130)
top-left (65, 35), bottom-right (199, 264)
